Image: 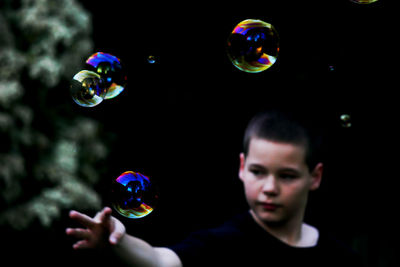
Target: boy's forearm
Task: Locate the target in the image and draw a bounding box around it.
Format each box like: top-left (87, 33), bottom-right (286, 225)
top-left (112, 233), bottom-right (161, 267)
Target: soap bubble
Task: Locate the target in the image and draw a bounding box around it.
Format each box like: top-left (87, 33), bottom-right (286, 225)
top-left (147, 55), bottom-right (156, 64)
top-left (349, 0), bottom-right (379, 4)
top-left (86, 52), bottom-right (127, 99)
top-left (227, 19), bottom-right (279, 73)
top-left (110, 171), bottom-right (158, 219)
top-left (70, 70), bottom-right (107, 107)
top-left (340, 114), bottom-right (352, 128)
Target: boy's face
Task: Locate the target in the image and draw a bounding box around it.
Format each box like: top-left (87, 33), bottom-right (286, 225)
top-left (239, 138), bottom-right (322, 226)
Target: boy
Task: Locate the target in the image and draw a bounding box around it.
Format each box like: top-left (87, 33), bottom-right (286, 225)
top-left (66, 110), bottom-right (362, 266)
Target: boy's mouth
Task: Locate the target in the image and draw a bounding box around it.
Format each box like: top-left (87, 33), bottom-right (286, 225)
top-left (259, 202), bottom-right (281, 211)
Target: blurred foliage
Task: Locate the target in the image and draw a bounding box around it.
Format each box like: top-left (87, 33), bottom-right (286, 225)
top-left (0, 0), bottom-right (108, 231)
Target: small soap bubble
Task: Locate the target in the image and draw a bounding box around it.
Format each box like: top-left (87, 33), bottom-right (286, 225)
top-left (70, 70), bottom-right (107, 107)
top-left (340, 114), bottom-right (352, 128)
top-left (147, 55), bottom-right (156, 64)
top-left (349, 0), bottom-right (378, 4)
top-left (227, 19), bottom-right (279, 73)
top-left (111, 171), bottom-right (158, 219)
top-left (86, 52), bottom-right (127, 99)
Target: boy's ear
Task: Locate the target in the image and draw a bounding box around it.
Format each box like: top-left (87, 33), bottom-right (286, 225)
top-left (309, 162), bottom-right (323, 191)
top-left (239, 153), bottom-right (245, 182)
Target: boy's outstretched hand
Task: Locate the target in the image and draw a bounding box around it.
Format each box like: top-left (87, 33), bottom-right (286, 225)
top-left (66, 207), bottom-right (126, 249)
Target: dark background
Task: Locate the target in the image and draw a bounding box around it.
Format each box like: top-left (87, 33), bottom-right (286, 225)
top-left (75, 0), bottom-right (395, 265)
top-left (10, 0), bottom-right (397, 266)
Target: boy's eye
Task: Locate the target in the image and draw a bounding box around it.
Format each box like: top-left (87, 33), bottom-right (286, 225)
top-left (249, 168), bottom-right (265, 176)
top-left (280, 173), bottom-right (298, 180)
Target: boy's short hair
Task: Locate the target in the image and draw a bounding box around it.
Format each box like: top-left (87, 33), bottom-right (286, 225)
top-left (243, 110), bottom-right (323, 171)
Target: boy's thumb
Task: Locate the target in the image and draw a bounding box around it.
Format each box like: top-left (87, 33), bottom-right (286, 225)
top-left (109, 232), bottom-right (121, 245)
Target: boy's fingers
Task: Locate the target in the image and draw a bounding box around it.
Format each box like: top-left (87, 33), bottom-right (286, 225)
top-left (93, 207), bottom-right (111, 222)
top-left (72, 240), bottom-right (91, 250)
top-left (69, 210), bottom-right (96, 228)
top-left (66, 228), bottom-right (90, 240)
top-left (99, 207), bottom-right (112, 223)
top-left (109, 230), bottom-right (123, 245)
top-left (109, 217), bottom-right (126, 245)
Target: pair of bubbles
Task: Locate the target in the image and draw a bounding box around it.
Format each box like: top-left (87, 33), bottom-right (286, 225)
top-left (70, 52), bottom-right (127, 107)
top-left (70, 53), bottom-right (158, 107)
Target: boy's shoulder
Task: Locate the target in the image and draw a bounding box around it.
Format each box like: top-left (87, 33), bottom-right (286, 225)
top-left (299, 223), bottom-right (320, 247)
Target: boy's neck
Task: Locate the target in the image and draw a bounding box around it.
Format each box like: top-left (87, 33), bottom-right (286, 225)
top-left (249, 209), bottom-right (318, 247)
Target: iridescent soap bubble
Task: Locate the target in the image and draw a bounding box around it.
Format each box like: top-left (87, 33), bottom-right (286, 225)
top-left (147, 55), bottom-right (156, 64)
top-left (70, 70), bottom-right (107, 107)
top-left (349, 0), bottom-right (379, 4)
top-left (111, 171), bottom-right (158, 219)
top-left (86, 52), bottom-right (127, 99)
top-left (340, 114), bottom-right (352, 128)
top-left (227, 19), bottom-right (279, 73)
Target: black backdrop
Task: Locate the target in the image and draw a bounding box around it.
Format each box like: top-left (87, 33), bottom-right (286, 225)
top-left (62, 0), bottom-right (395, 266)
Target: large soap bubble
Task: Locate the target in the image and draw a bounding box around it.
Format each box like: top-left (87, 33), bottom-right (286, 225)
top-left (110, 171), bottom-right (158, 219)
top-left (85, 52), bottom-right (127, 99)
top-left (227, 19), bottom-right (279, 73)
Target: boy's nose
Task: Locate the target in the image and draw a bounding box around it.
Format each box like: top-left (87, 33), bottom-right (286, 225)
top-left (262, 175), bottom-right (279, 196)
